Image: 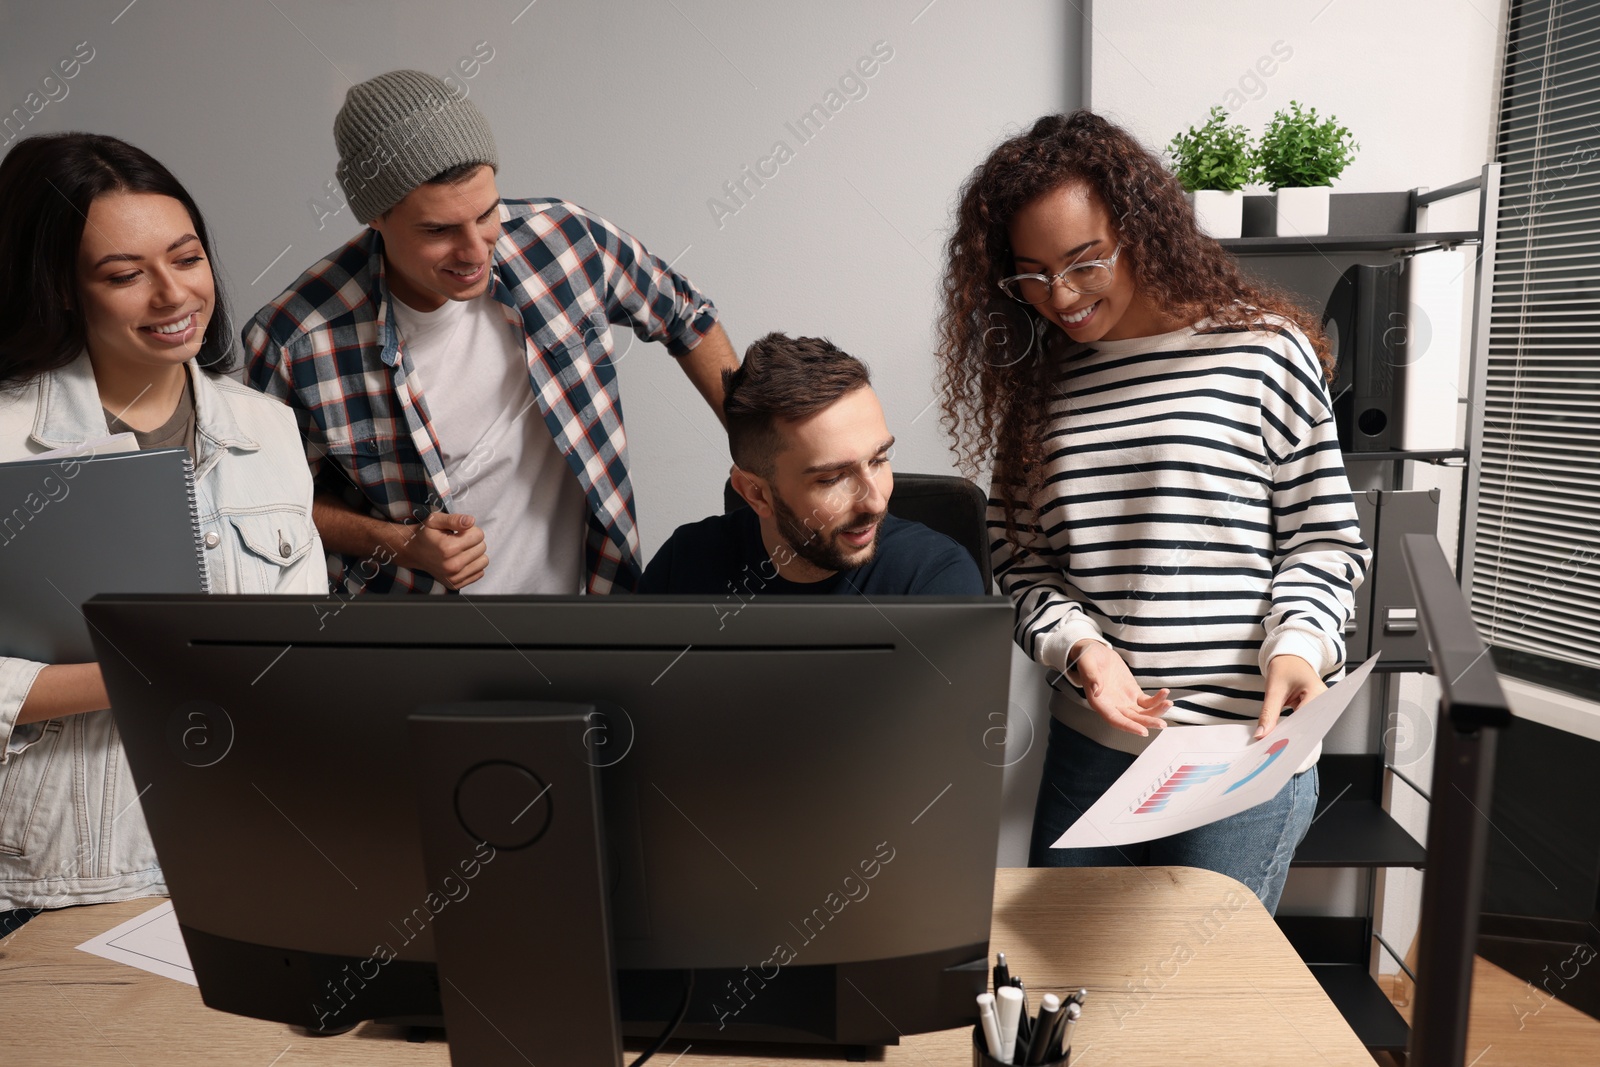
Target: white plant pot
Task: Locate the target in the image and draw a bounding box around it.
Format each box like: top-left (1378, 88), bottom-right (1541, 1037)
top-left (1272, 185), bottom-right (1331, 237)
top-left (1187, 189), bottom-right (1243, 239)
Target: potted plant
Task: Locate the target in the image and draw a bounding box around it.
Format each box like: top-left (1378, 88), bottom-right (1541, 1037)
top-left (1255, 100), bottom-right (1358, 237)
top-left (1167, 106), bottom-right (1255, 239)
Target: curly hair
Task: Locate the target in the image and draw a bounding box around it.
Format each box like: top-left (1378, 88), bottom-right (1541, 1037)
top-left (935, 110), bottom-right (1332, 532)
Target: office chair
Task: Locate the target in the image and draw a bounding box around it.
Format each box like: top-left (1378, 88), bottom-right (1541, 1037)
top-left (722, 472), bottom-right (994, 590)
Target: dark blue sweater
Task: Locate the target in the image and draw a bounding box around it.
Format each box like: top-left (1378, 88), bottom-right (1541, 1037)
top-left (639, 508), bottom-right (984, 596)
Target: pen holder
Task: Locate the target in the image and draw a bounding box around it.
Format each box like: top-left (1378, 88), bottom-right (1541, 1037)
top-left (971, 1022), bottom-right (1070, 1066)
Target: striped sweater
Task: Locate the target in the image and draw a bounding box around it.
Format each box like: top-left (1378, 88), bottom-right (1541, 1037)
top-left (990, 315), bottom-right (1371, 755)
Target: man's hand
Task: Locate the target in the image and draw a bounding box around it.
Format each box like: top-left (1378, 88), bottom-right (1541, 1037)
top-left (396, 512), bottom-right (488, 591)
top-left (1255, 654), bottom-right (1326, 740)
top-left (1069, 639), bottom-right (1172, 737)
top-left (310, 496), bottom-right (489, 591)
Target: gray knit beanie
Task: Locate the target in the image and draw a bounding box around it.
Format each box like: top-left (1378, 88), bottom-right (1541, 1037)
top-left (333, 69), bottom-right (499, 224)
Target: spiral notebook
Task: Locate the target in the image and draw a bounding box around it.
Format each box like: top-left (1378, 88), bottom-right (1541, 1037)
top-left (0, 446), bottom-right (207, 664)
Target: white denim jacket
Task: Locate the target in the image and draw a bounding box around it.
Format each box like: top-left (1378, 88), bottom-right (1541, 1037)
top-left (0, 355), bottom-right (325, 911)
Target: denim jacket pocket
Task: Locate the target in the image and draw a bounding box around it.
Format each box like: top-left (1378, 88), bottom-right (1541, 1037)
top-left (0, 719), bottom-right (65, 856)
top-left (226, 508), bottom-right (316, 594)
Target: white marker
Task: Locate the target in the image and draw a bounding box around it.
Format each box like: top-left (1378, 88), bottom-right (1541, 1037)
top-left (977, 992), bottom-right (1004, 1060)
top-left (996, 983), bottom-right (1024, 1063)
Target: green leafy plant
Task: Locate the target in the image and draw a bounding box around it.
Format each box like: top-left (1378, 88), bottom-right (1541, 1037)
top-left (1255, 101), bottom-right (1358, 189)
top-left (1166, 106), bottom-right (1256, 192)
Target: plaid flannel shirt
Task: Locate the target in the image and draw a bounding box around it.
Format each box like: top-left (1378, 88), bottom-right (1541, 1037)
top-left (244, 198), bottom-right (719, 595)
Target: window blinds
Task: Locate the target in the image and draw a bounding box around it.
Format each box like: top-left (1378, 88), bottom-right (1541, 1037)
top-left (1473, 0), bottom-right (1600, 690)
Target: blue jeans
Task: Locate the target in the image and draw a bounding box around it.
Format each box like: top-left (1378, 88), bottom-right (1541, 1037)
top-left (1028, 718), bottom-right (1318, 915)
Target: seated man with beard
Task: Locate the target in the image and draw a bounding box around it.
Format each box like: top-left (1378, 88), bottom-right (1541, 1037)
top-left (640, 332), bottom-right (983, 597)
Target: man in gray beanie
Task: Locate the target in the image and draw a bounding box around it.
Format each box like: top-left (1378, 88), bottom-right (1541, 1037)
top-left (245, 69), bottom-right (737, 597)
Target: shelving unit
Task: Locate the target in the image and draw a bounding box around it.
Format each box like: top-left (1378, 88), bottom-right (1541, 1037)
top-left (1290, 756), bottom-right (1429, 869)
top-left (1221, 164), bottom-right (1501, 1058)
top-left (1341, 448), bottom-right (1466, 465)
top-left (1219, 231), bottom-right (1480, 256)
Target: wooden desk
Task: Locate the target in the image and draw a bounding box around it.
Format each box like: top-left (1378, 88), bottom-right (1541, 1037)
top-left (1, 867), bottom-right (1369, 1066)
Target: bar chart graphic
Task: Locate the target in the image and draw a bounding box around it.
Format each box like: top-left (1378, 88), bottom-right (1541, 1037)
top-left (1131, 760), bottom-right (1233, 815)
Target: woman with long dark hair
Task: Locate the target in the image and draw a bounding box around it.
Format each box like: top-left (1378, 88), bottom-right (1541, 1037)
top-left (937, 112), bottom-right (1370, 913)
top-left (0, 133), bottom-right (325, 933)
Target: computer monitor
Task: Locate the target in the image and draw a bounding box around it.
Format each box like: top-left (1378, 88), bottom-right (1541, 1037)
top-left (84, 594), bottom-right (1012, 1059)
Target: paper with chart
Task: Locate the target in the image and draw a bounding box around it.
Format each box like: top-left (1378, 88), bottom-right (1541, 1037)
top-left (76, 900), bottom-right (197, 986)
top-left (1051, 655), bottom-right (1378, 849)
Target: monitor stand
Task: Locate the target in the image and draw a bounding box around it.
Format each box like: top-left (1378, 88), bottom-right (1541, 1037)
top-left (410, 703), bottom-right (623, 1067)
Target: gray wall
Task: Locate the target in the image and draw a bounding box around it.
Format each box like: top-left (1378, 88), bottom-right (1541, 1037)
top-left (0, 0), bottom-right (1077, 547)
top-left (1, 0), bottom-right (1081, 864)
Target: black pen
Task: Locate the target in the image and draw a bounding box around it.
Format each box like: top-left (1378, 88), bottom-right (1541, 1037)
top-left (1013, 978), bottom-right (1031, 1046)
top-left (1023, 993), bottom-right (1061, 1065)
top-left (1042, 998), bottom-right (1073, 1061)
top-left (993, 951), bottom-right (1010, 995)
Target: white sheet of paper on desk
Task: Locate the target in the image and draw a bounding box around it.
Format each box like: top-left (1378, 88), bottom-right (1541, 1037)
top-left (1051, 655), bottom-right (1378, 850)
top-left (76, 900), bottom-right (197, 986)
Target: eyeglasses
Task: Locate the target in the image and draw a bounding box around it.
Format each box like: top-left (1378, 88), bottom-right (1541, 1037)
top-left (997, 244), bottom-right (1122, 304)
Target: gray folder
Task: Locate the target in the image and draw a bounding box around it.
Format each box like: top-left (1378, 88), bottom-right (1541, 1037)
top-left (0, 447), bottom-right (205, 664)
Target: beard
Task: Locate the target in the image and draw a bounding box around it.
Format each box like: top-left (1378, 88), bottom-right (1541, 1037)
top-left (771, 491), bottom-right (886, 574)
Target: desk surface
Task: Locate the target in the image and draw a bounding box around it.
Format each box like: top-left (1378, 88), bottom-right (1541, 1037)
top-left (2, 866), bottom-right (1369, 1066)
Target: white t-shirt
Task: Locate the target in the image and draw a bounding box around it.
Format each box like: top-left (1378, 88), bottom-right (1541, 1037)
top-left (392, 290), bottom-right (587, 594)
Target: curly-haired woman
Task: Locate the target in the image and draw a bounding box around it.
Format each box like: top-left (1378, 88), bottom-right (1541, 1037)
top-left (937, 111), bottom-right (1370, 913)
